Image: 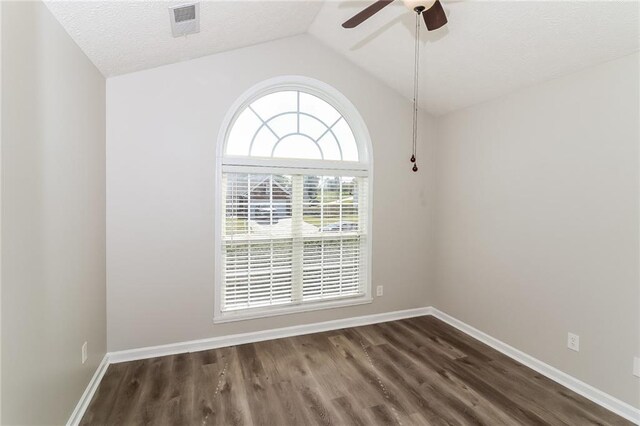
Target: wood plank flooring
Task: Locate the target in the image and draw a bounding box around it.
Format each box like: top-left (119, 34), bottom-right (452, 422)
top-left (81, 316), bottom-right (633, 425)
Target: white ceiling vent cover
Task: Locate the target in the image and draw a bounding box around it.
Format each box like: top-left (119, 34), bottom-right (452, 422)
top-left (169, 3), bottom-right (200, 37)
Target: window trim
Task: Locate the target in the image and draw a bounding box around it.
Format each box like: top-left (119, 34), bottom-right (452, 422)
top-left (214, 76), bottom-right (374, 323)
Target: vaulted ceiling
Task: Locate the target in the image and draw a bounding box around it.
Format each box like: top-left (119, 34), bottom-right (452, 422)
top-left (310, 0), bottom-right (640, 115)
top-left (44, 1), bottom-right (324, 77)
top-left (45, 0), bottom-right (639, 115)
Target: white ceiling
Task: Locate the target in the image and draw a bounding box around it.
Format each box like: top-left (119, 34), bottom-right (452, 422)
top-left (45, 0), bottom-right (639, 115)
top-left (309, 0), bottom-right (640, 115)
top-left (44, 0), bottom-right (324, 77)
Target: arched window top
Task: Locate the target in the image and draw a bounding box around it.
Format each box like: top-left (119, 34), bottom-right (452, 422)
top-left (222, 77), bottom-right (370, 167)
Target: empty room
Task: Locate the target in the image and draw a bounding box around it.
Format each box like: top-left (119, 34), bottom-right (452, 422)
top-left (1, 0), bottom-right (639, 424)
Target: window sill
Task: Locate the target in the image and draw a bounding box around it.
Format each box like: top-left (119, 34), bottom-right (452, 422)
top-left (213, 294), bottom-right (373, 324)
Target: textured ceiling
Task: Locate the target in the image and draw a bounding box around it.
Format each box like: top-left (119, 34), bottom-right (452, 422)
top-left (309, 0), bottom-right (640, 115)
top-left (44, 0), bottom-right (324, 77)
top-left (45, 1), bottom-right (639, 115)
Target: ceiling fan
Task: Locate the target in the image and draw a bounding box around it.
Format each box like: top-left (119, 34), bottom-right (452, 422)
top-left (342, 0), bottom-right (448, 31)
top-left (342, 0), bottom-right (450, 172)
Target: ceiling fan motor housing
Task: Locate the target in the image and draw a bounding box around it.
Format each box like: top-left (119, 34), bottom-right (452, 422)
top-left (402, 0), bottom-right (437, 12)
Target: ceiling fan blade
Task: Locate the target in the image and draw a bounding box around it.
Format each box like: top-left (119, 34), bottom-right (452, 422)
top-left (423, 0), bottom-right (447, 31)
top-left (342, 0), bottom-right (395, 28)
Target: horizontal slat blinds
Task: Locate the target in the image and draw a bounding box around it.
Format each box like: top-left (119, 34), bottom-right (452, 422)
top-left (222, 172), bottom-right (368, 312)
top-left (302, 237), bottom-right (362, 301)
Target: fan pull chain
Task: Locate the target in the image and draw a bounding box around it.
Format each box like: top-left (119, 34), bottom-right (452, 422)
top-left (411, 11), bottom-right (421, 173)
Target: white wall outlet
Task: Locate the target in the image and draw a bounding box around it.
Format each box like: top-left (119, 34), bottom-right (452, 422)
top-left (633, 357), bottom-right (640, 378)
top-left (567, 333), bottom-right (579, 352)
top-left (376, 285), bottom-right (383, 297)
top-left (82, 341), bottom-right (88, 364)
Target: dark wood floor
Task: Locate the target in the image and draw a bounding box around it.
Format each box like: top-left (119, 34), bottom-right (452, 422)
top-left (81, 316), bottom-right (632, 425)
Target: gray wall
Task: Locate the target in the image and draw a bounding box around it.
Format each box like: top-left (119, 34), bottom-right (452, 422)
top-left (1, 2), bottom-right (106, 424)
top-left (0, 2), bottom-right (3, 421)
top-left (106, 34), bottom-right (436, 351)
top-left (434, 53), bottom-right (640, 408)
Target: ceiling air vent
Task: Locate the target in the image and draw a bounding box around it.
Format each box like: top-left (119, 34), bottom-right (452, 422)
top-left (169, 3), bottom-right (200, 37)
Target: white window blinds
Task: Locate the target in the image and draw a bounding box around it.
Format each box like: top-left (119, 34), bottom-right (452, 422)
top-left (222, 173), bottom-right (368, 312)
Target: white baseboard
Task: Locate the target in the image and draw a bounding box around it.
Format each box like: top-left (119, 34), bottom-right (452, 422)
top-left (66, 354), bottom-right (110, 426)
top-left (69, 306), bottom-right (639, 425)
top-left (108, 307), bottom-right (433, 364)
top-left (431, 308), bottom-right (640, 425)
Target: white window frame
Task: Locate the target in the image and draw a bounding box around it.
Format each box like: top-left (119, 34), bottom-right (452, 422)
top-left (214, 76), bottom-right (373, 323)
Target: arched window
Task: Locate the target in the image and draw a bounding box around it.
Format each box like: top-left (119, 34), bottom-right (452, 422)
top-left (215, 76), bottom-right (372, 322)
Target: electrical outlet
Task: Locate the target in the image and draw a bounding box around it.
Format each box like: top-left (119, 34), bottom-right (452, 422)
top-left (567, 333), bottom-right (579, 352)
top-left (376, 285), bottom-right (383, 297)
top-left (82, 341), bottom-right (88, 364)
top-left (633, 357), bottom-right (640, 378)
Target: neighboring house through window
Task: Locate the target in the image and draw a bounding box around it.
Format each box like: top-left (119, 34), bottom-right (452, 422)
top-left (215, 76), bottom-right (372, 322)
